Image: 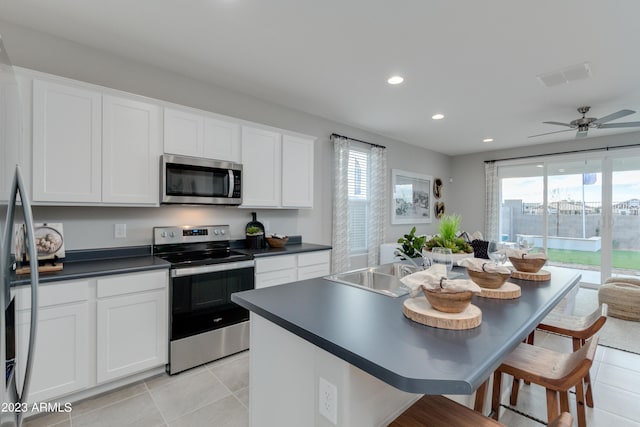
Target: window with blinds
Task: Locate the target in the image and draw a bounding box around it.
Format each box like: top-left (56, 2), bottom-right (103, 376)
top-left (348, 148), bottom-right (369, 254)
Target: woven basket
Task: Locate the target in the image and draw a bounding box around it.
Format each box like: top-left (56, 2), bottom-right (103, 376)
top-left (421, 287), bottom-right (473, 313)
top-left (466, 268), bottom-right (510, 289)
top-left (266, 236), bottom-right (289, 248)
top-left (508, 256), bottom-right (546, 273)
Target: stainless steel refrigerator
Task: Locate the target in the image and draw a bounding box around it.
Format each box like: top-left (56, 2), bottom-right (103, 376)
top-left (0, 35), bottom-right (39, 427)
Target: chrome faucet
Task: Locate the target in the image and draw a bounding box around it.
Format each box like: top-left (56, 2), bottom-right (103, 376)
top-left (394, 250), bottom-right (426, 270)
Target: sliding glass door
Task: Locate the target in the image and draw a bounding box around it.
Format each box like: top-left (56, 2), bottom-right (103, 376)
top-left (496, 147), bottom-right (640, 286)
top-left (611, 155), bottom-right (640, 279)
top-left (546, 158), bottom-right (603, 285)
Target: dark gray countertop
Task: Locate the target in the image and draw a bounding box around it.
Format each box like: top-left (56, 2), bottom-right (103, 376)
top-left (10, 251), bottom-right (170, 287)
top-left (231, 265), bottom-right (580, 395)
top-left (237, 242), bottom-right (332, 258)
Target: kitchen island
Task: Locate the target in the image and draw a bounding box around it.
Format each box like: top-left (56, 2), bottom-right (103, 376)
top-left (232, 266), bottom-right (580, 427)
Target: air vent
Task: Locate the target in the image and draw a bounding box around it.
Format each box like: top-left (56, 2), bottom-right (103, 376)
top-left (537, 62), bottom-right (592, 87)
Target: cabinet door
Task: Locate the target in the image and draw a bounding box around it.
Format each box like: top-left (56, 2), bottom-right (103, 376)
top-left (164, 107), bottom-right (203, 157)
top-left (32, 79), bottom-right (102, 202)
top-left (15, 302), bottom-right (90, 403)
top-left (96, 289), bottom-right (168, 383)
top-left (282, 135), bottom-right (315, 208)
top-left (203, 116), bottom-right (241, 162)
top-left (102, 95), bottom-right (160, 204)
top-left (255, 269), bottom-right (297, 289)
top-left (241, 126), bottom-right (282, 207)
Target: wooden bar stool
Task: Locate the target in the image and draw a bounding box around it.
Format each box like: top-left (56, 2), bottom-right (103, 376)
top-left (389, 394), bottom-right (573, 427)
top-left (491, 336), bottom-right (599, 427)
top-left (512, 303), bottom-right (607, 408)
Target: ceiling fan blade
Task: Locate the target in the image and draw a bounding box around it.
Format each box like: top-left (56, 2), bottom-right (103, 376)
top-left (528, 129), bottom-right (574, 138)
top-left (593, 109), bottom-right (635, 125)
top-left (598, 121), bottom-right (640, 128)
top-left (543, 121), bottom-right (573, 127)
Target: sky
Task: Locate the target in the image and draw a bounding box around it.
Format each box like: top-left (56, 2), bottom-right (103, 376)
top-left (502, 170), bottom-right (640, 204)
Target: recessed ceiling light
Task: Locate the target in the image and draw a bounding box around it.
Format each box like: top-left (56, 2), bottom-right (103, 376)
top-left (387, 76), bottom-right (404, 85)
top-left (432, 113), bottom-right (444, 120)
top-left (536, 164), bottom-right (544, 168)
top-left (558, 168), bottom-right (566, 172)
top-left (483, 138), bottom-right (494, 143)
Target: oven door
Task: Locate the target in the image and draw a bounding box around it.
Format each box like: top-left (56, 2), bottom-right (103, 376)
top-left (170, 260), bottom-right (254, 341)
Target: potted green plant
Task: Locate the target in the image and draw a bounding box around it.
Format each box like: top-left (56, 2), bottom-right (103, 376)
top-left (246, 226), bottom-right (264, 250)
top-left (424, 214), bottom-right (473, 254)
top-left (397, 226), bottom-right (427, 259)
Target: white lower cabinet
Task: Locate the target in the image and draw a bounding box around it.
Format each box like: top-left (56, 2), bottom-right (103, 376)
top-left (96, 271), bottom-right (168, 383)
top-left (14, 280), bottom-right (91, 403)
top-left (254, 250), bottom-right (331, 288)
top-left (12, 269), bottom-right (168, 403)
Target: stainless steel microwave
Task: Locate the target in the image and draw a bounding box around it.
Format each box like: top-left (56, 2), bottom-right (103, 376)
top-left (161, 154), bottom-right (242, 205)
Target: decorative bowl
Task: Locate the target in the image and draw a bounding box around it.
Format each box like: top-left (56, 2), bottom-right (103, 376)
top-left (508, 256), bottom-right (546, 273)
top-left (466, 268), bottom-right (511, 289)
top-left (421, 286), bottom-right (474, 313)
top-left (266, 236), bottom-right (289, 248)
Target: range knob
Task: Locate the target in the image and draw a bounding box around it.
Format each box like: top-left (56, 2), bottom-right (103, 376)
top-left (213, 229), bottom-right (220, 235)
top-left (169, 232), bottom-right (176, 238)
top-left (160, 231), bottom-right (167, 238)
top-left (220, 229), bottom-right (226, 235)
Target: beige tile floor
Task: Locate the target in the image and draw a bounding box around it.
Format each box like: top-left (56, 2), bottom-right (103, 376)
top-left (23, 332), bottom-right (640, 427)
top-left (23, 350), bottom-right (250, 427)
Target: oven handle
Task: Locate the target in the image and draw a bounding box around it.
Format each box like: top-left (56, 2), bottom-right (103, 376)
top-left (171, 260), bottom-right (255, 277)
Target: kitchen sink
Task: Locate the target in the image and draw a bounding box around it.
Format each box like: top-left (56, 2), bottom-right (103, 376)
top-left (324, 262), bottom-right (421, 297)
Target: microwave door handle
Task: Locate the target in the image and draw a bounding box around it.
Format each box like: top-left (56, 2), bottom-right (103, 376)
top-left (228, 170), bottom-right (234, 198)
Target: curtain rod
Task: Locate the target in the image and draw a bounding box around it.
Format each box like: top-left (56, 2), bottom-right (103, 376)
top-left (484, 142), bottom-right (640, 163)
top-left (330, 133), bottom-right (386, 149)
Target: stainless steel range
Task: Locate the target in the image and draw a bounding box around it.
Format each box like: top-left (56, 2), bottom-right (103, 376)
top-left (153, 225), bottom-right (254, 375)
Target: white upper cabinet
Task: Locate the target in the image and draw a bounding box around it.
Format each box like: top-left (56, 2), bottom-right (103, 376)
top-left (241, 126), bottom-right (282, 207)
top-left (163, 108), bottom-right (203, 157)
top-left (164, 107), bottom-right (241, 163)
top-left (282, 134), bottom-right (314, 208)
top-left (31, 77), bottom-right (160, 205)
top-left (241, 127), bottom-right (315, 208)
top-left (203, 116), bottom-right (241, 163)
top-left (33, 79), bottom-right (102, 203)
top-left (102, 95), bottom-right (160, 204)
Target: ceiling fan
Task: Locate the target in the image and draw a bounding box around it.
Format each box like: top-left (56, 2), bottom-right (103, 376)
top-left (529, 106), bottom-right (640, 138)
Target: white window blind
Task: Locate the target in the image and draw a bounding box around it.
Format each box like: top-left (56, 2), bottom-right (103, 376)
top-left (348, 148), bottom-right (369, 254)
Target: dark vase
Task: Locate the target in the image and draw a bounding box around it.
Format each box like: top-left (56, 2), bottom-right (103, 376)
top-left (246, 234), bottom-right (264, 249)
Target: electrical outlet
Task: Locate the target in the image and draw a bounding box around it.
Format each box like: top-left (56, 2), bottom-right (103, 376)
top-left (114, 224), bottom-right (127, 238)
top-left (318, 377), bottom-right (338, 425)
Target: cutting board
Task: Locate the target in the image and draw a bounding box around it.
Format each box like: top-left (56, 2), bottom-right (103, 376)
top-left (16, 263), bottom-right (63, 275)
top-left (403, 297), bottom-right (481, 330)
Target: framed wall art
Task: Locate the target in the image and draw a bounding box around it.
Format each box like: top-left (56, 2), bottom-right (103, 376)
top-left (391, 169), bottom-right (432, 224)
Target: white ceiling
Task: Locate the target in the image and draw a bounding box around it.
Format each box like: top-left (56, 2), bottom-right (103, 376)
top-left (2, 0), bottom-right (640, 155)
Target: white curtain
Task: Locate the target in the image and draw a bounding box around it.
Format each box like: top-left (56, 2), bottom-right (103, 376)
top-left (331, 136), bottom-right (351, 273)
top-left (367, 145), bottom-right (387, 266)
top-left (484, 161), bottom-right (500, 241)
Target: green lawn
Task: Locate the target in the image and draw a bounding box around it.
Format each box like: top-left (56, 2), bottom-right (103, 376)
top-left (546, 248), bottom-right (640, 269)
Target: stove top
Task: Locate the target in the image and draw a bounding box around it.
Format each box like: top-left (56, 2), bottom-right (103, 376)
top-left (152, 225), bottom-right (253, 267)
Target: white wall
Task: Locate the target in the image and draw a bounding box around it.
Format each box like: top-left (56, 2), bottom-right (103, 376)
top-left (0, 20), bottom-right (452, 253)
top-left (450, 132), bottom-right (640, 236)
